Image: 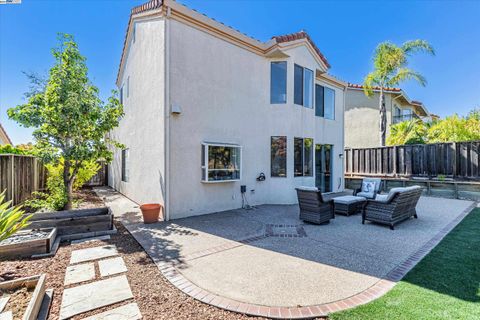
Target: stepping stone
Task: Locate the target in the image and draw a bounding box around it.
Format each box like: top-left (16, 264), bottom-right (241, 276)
top-left (82, 303), bottom-right (142, 320)
top-left (59, 275), bottom-right (133, 320)
top-left (0, 296), bottom-right (9, 312)
top-left (64, 263), bottom-right (95, 285)
top-left (0, 311), bottom-right (12, 320)
top-left (98, 257), bottom-right (128, 277)
top-left (70, 245), bottom-right (118, 264)
top-left (71, 235), bottom-right (111, 245)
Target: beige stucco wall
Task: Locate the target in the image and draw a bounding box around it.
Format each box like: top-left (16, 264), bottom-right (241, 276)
top-left (108, 17), bottom-right (166, 206)
top-left (168, 19), bottom-right (345, 219)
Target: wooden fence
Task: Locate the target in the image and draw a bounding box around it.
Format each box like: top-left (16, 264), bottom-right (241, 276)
top-left (0, 154), bottom-right (46, 205)
top-left (345, 141), bottom-right (480, 179)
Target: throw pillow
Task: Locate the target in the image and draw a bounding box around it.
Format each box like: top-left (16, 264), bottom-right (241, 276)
top-left (362, 181), bottom-right (376, 193)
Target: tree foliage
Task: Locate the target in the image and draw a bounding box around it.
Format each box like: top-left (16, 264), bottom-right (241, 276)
top-left (388, 110), bottom-right (480, 145)
top-left (363, 40), bottom-right (435, 146)
top-left (7, 33), bottom-right (123, 210)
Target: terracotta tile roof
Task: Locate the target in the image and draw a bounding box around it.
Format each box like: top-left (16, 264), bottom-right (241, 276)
top-left (272, 31), bottom-right (330, 69)
top-left (347, 83), bottom-right (402, 92)
top-left (117, 2), bottom-right (332, 83)
top-left (0, 122), bottom-right (12, 145)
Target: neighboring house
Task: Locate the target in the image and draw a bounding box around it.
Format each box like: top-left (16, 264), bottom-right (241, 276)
top-left (345, 84), bottom-right (431, 148)
top-left (109, 0), bottom-right (346, 220)
top-left (0, 123), bottom-right (12, 145)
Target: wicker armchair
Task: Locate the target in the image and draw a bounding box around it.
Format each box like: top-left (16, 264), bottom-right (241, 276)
top-left (362, 186), bottom-right (423, 230)
top-left (295, 187), bottom-right (334, 224)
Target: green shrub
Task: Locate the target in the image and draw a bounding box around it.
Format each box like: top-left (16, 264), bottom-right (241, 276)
top-left (0, 190), bottom-right (32, 241)
top-left (25, 159), bottom-right (100, 212)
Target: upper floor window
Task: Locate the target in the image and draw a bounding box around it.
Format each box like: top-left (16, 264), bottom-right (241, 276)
top-left (294, 64), bottom-right (313, 108)
top-left (120, 86), bottom-right (124, 105)
top-left (201, 143), bottom-right (241, 182)
top-left (270, 62), bottom-right (287, 104)
top-left (315, 85), bottom-right (335, 119)
top-left (127, 76), bottom-right (130, 98)
top-left (294, 137), bottom-right (313, 177)
top-left (271, 136), bottom-right (287, 177)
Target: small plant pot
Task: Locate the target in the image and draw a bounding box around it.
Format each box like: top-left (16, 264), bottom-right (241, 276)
top-left (140, 203), bottom-right (162, 224)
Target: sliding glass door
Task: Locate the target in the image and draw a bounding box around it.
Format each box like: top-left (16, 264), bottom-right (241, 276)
top-left (315, 144), bottom-right (332, 192)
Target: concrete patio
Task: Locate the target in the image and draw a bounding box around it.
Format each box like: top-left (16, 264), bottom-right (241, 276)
top-left (95, 187), bottom-right (475, 317)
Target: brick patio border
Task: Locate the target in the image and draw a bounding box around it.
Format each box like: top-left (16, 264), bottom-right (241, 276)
top-left (156, 202), bottom-right (478, 319)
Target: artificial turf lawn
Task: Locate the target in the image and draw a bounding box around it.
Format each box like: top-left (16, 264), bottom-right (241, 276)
top-left (330, 208), bottom-right (480, 320)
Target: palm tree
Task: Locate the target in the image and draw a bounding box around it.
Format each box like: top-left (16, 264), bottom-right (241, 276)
top-left (363, 40), bottom-right (435, 146)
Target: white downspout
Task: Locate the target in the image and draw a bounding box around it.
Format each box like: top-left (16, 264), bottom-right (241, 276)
top-left (164, 5), bottom-right (171, 221)
top-left (341, 86), bottom-right (346, 191)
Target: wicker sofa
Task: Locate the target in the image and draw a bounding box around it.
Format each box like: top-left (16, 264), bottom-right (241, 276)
top-left (362, 186), bottom-right (423, 230)
top-left (295, 187), bottom-right (334, 224)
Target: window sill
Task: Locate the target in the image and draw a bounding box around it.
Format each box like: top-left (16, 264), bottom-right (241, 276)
top-left (201, 179), bottom-right (240, 184)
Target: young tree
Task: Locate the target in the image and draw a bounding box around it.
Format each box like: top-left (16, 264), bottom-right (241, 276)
top-left (8, 33), bottom-right (123, 210)
top-left (363, 40), bottom-right (435, 146)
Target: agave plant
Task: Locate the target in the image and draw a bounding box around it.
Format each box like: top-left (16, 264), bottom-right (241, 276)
top-left (0, 190), bottom-right (32, 241)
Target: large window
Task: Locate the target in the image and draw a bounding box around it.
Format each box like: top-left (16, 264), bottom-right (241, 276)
top-left (294, 137), bottom-right (313, 177)
top-left (121, 149), bottom-right (129, 182)
top-left (294, 64), bottom-right (313, 108)
top-left (271, 136), bottom-right (287, 177)
top-left (119, 86), bottom-right (124, 105)
top-left (202, 143), bottom-right (241, 182)
top-left (315, 85), bottom-right (335, 119)
top-left (270, 62), bottom-right (287, 104)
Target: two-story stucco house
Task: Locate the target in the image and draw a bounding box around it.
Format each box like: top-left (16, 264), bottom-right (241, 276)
top-left (108, 0), bottom-right (346, 220)
top-left (345, 84), bottom-right (433, 148)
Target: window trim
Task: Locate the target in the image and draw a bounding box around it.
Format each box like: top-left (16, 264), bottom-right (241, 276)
top-left (271, 136), bottom-right (287, 178)
top-left (270, 61), bottom-right (287, 104)
top-left (201, 142), bottom-right (242, 183)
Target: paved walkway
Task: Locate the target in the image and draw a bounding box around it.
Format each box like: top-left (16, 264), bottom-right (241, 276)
top-left (95, 187), bottom-right (475, 319)
top-left (59, 244), bottom-right (141, 319)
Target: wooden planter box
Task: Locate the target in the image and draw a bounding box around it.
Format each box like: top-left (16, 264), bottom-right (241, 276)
top-left (27, 207), bottom-right (113, 236)
top-left (0, 228), bottom-right (57, 258)
top-left (0, 274), bottom-right (46, 320)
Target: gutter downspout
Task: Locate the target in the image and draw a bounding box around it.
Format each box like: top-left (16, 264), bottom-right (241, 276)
top-left (341, 86), bottom-right (346, 191)
top-left (164, 5), bottom-right (171, 221)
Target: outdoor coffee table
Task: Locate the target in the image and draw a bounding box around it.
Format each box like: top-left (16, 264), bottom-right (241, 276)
top-left (333, 195), bottom-right (366, 216)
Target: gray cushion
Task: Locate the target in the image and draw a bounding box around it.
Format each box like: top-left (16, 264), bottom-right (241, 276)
top-left (357, 191), bottom-right (375, 199)
top-left (296, 186), bottom-right (319, 192)
top-left (334, 195), bottom-right (366, 204)
top-left (375, 194), bottom-right (389, 203)
top-left (385, 187), bottom-right (406, 202)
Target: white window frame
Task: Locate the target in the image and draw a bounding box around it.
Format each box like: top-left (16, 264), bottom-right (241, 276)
top-left (201, 142), bottom-right (242, 183)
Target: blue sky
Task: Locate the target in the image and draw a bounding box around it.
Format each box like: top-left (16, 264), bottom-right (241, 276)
top-left (1, 0), bottom-right (479, 144)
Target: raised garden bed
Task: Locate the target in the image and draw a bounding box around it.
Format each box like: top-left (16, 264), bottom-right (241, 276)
top-left (0, 228), bottom-right (57, 258)
top-left (27, 207), bottom-right (114, 237)
top-left (0, 274), bottom-right (46, 320)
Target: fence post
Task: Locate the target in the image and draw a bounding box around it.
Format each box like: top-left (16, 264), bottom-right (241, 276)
top-left (10, 154), bottom-right (15, 205)
top-left (392, 146), bottom-right (398, 177)
top-left (452, 142), bottom-right (457, 178)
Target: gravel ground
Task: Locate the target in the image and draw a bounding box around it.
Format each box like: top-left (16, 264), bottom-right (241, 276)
top-left (0, 221), bottom-right (266, 320)
top-left (0, 230), bottom-right (50, 245)
top-left (74, 188), bottom-right (106, 210)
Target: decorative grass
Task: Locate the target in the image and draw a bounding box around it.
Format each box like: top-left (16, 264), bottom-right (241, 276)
top-left (330, 208), bottom-right (480, 320)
